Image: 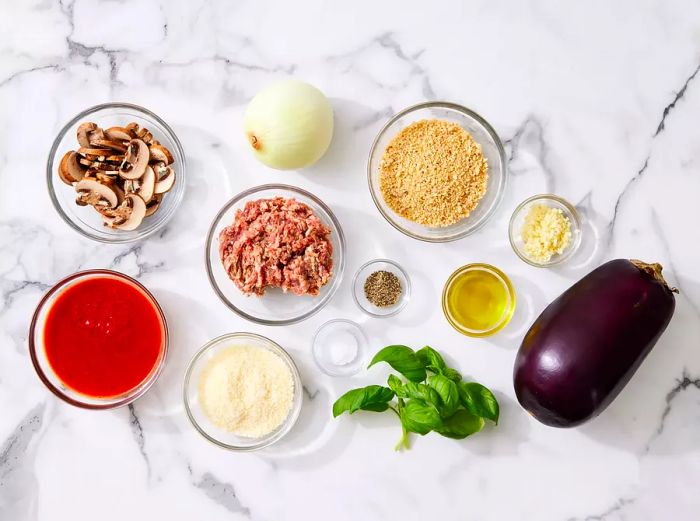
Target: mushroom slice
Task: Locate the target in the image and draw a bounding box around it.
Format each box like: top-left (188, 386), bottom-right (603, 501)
top-left (58, 151), bottom-right (85, 184)
top-left (105, 194), bottom-right (146, 231)
top-left (136, 166), bottom-right (156, 203)
top-left (145, 194), bottom-right (161, 217)
top-left (90, 139), bottom-right (128, 152)
top-left (75, 179), bottom-right (118, 209)
top-left (125, 122), bottom-right (140, 134)
top-left (104, 126), bottom-right (135, 141)
top-left (136, 127), bottom-right (154, 144)
top-left (59, 151), bottom-right (86, 183)
top-left (149, 143), bottom-right (174, 165)
top-left (77, 122), bottom-right (98, 148)
top-left (78, 147), bottom-right (111, 159)
top-left (153, 162), bottom-right (176, 194)
top-left (119, 139), bottom-right (149, 180)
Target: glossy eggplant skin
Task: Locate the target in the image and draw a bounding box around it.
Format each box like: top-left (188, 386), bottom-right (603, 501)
top-left (514, 259), bottom-right (676, 427)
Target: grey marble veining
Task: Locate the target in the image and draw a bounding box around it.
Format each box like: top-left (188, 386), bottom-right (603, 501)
top-left (1, 1), bottom-right (700, 520)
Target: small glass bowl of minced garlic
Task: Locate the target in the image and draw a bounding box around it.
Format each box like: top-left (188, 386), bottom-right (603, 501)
top-left (509, 194), bottom-right (582, 267)
top-left (352, 259), bottom-right (411, 317)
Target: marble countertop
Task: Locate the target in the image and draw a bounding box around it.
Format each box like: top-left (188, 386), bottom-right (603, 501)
top-left (2, 1), bottom-right (700, 520)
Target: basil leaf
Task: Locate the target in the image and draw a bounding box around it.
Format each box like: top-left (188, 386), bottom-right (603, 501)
top-left (416, 346), bottom-right (447, 374)
top-left (400, 399), bottom-right (442, 435)
top-left (369, 345), bottom-right (427, 383)
top-left (437, 409), bottom-right (485, 439)
top-left (428, 375), bottom-right (460, 416)
top-left (332, 385), bottom-right (395, 417)
top-left (443, 367), bottom-right (462, 382)
top-left (404, 381), bottom-right (441, 407)
top-left (387, 374), bottom-right (407, 398)
top-left (459, 382), bottom-right (500, 423)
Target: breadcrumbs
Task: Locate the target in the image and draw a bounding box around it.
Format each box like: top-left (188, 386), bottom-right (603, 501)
top-left (379, 119), bottom-right (488, 227)
top-left (520, 204), bottom-right (572, 264)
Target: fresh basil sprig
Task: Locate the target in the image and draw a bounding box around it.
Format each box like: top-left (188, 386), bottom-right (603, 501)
top-left (333, 345), bottom-right (499, 450)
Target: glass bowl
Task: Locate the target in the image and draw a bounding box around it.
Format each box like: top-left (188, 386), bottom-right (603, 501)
top-left (367, 101), bottom-right (507, 242)
top-left (205, 184), bottom-right (346, 325)
top-left (312, 319), bottom-right (369, 377)
top-left (442, 263), bottom-right (516, 338)
top-left (183, 332), bottom-right (303, 451)
top-left (47, 103), bottom-right (186, 243)
top-left (352, 259), bottom-right (411, 318)
top-left (28, 270), bottom-right (168, 409)
top-left (509, 194), bottom-right (582, 267)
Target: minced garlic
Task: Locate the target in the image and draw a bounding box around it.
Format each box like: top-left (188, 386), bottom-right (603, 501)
top-left (520, 204), bottom-right (572, 264)
top-left (198, 345), bottom-right (294, 438)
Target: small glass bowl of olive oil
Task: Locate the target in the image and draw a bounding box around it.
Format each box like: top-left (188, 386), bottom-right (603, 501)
top-left (442, 263), bottom-right (516, 337)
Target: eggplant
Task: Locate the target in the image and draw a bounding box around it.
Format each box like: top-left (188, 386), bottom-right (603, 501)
top-left (514, 259), bottom-right (677, 427)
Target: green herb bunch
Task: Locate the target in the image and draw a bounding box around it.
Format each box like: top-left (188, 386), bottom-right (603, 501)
top-left (332, 345), bottom-right (499, 451)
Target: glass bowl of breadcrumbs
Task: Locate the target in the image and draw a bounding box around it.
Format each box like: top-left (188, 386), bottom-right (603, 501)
top-left (368, 102), bottom-right (507, 242)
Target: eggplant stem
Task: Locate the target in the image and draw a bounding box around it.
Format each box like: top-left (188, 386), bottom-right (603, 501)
top-left (631, 259), bottom-right (679, 294)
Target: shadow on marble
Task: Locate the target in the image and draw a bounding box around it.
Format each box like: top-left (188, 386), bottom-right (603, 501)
top-left (303, 97), bottom-right (384, 193)
top-left (485, 274), bottom-right (548, 351)
top-left (579, 279), bottom-right (700, 455)
top-left (450, 393), bottom-right (532, 458)
top-left (551, 203), bottom-right (607, 280)
top-left (124, 288), bottom-right (222, 421)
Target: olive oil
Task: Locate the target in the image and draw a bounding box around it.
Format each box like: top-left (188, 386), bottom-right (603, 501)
top-left (442, 264), bottom-right (515, 337)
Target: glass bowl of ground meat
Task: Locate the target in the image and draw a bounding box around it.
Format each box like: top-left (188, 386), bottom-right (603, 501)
top-left (205, 184), bottom-right (346, 325)
top-left (368, 101), bottom-right (507, 242)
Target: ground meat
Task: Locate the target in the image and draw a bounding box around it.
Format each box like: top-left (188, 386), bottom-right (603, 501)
top-left (218, 197), bottom-right (334, 297)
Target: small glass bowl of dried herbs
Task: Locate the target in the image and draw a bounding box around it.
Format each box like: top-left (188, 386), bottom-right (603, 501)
top-left (352, 259), bottom-right (411, 318)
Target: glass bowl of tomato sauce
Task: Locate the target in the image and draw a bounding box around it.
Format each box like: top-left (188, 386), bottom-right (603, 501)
top-left (29, 270), bottom-right (168, 409)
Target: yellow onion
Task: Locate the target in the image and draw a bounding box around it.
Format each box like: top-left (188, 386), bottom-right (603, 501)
top-left (244, 80), bottom-right (334, 170)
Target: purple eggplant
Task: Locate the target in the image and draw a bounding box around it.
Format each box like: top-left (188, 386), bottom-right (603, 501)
top-left (514, 259), bottom-right (677, 427)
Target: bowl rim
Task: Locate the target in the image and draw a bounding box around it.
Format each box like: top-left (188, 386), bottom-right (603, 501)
top-left (28, 269), bottom-right (169, 409)
top-left (46, 102), bottom-right (186, 244)
top-left (367, 100), bottom-right (508, 243)
top-left (351, 258), bottom-right (411, 318)
top-left (182, 332), bottom-right (303, 451)
top-left (312, 318), bottom-right (369, 376)
top-left (508, 193), bottom-right (583, 267)
top-left (204, 183), bottom-right (346, 325)
top-left (441, 262), bottom-right (516, 337)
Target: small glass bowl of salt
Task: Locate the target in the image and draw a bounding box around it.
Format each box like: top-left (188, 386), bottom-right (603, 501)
top-left (312, 319), bottom-right (369, 377)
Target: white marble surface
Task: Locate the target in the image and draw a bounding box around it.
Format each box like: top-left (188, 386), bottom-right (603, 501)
top-left (2, 1), bottom-right (700, 520)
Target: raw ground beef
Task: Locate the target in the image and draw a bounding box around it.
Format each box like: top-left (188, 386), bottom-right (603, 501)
top-left (218, 197), bottom-right (334, 296)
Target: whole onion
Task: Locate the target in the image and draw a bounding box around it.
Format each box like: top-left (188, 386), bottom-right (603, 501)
top-left (244, 80), bottom-right (334, 170)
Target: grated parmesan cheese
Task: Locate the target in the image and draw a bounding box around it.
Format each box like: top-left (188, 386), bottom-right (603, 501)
top-left (520, 204), bottom-right (572, 264)
top-left (198, 345), bottom-right (294, 438)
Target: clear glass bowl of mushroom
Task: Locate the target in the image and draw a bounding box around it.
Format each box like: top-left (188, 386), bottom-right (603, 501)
top-left (47, 103), bottom-right (185, 243)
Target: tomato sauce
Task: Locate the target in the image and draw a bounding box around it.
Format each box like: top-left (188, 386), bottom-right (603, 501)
top-left (43, 276), bottom-right (165, 398)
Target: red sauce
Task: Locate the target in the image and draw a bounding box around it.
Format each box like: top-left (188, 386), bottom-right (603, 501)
top-left (43, 276), bottom-right (165, 398)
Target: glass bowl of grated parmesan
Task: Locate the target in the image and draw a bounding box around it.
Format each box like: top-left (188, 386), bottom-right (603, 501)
top-left (183, 332), bottom-right (303, 451)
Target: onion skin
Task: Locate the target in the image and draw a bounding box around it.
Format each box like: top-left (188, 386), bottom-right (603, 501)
top-left (514, 259), bottom-right (677, 427)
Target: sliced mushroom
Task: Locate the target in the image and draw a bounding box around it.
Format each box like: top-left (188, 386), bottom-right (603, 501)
top-left (58, 151), bottom-right (84, 184)
top-left (123, 178), bottom-right (140, 194)
top-left (75, 179), bottom-right (118, 209)
top-left (79, 158), bottom-right (120, 171)
top-left (104, 126), bottom-right (135, 142)
top-left (145, 194), bottom-right (161, 217)
top-left (149, 143), bottom-right (174, 165)
top-left (59, 151), bottom-right (86, 183)
top-left (119, 139), bottom-right (149, 180)
top-left (125, 122), bottom-right (140, 134)
top-left (90, 139), bottom-right (128, 152)
top-left (96, 172), bottom-right (118, 186)
top-left (77, 147), bottom-right (112, 159)
top-left (136, 166), bottom-right (156, 203)
top-left (76, 122), bottom-right (98, 148)
top-left (102, 194), bottom-right (146, 230)
top-left (113, 185), bottom-right (126, 205)
top-left (153, 161), bottom-right (176, 194)
top-left (136, 127), bottom-right (154, 144)
top-left (87, 127), bottom-right (105, 144)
